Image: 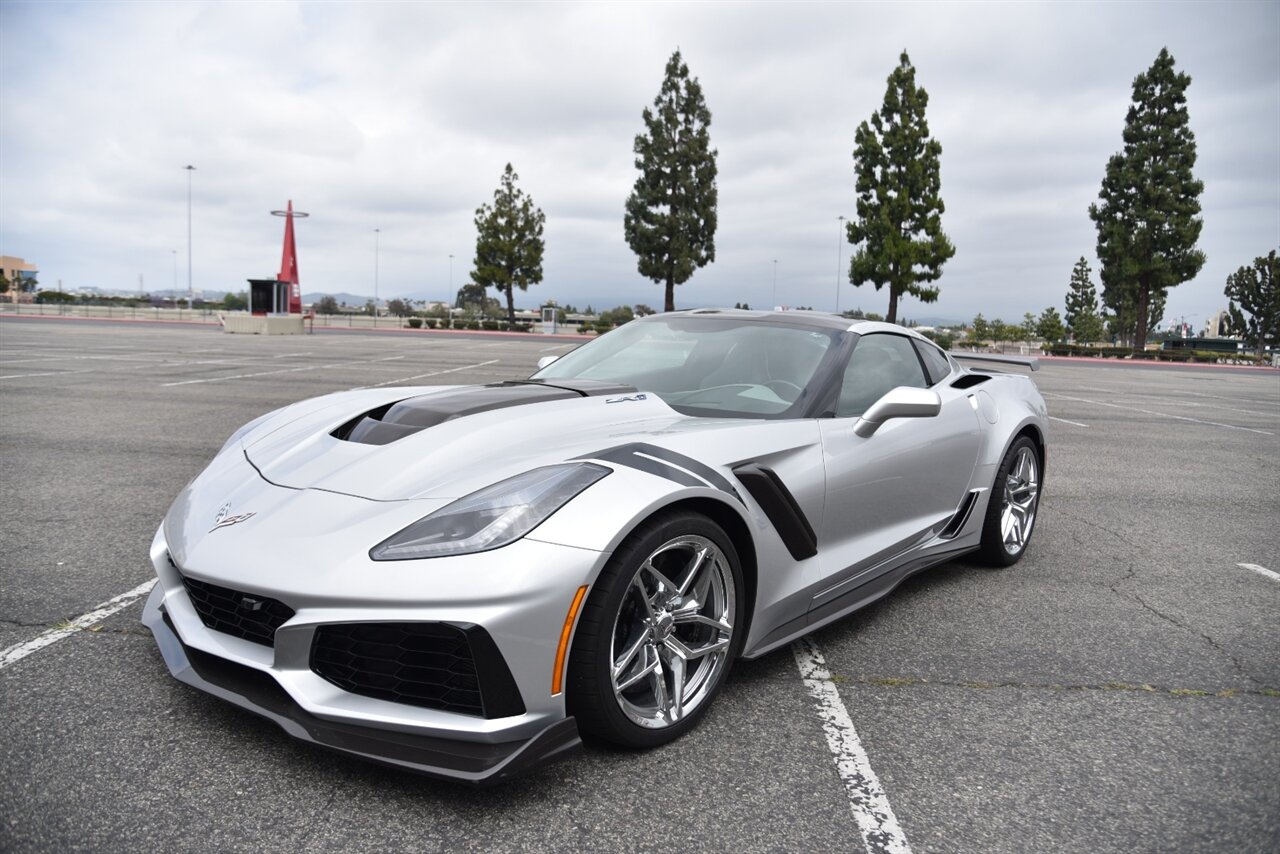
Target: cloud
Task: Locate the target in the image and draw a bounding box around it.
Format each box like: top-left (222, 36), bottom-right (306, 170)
top-left (1, 0), bottom-right (1276, 326)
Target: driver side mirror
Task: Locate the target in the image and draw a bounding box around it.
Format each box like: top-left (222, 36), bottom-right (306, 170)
top-left (535, 355), bottom-right (560, 371)
top-left (853, 387), bottom-right (942, 438)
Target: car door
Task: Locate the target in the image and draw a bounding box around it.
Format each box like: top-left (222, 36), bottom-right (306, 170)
top-left (813, 333), bottom-right (983, 607)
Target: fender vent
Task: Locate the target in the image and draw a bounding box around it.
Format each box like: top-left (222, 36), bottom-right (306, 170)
top-left (732, 464), bottom-right (818, 560)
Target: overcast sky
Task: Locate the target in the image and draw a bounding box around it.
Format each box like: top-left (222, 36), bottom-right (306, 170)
top-left (1, 0), bottom-right (1276, 325)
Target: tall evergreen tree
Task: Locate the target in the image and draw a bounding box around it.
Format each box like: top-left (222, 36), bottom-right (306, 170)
top-left (1089, 48), bottom-right (1204, 351)
top-left (1225, 249), bottom-right (1279, 355)
top-left (1036, 307), bottom-right (1065, 343)
top-left (624, 49), bottom-right (718, 312)
top-left (1021, 312), bottom-right (1038, 340)
top-left (971, 313), bottom-right (989, 342)
top-left (472, 164), bottom-right (546, 324)
top-left (847, 51), bottom-right (954, 325)
top-left (1064, 257), bottom-right (1105, 343)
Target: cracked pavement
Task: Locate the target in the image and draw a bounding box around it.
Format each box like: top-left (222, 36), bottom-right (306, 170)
top-left (1, 319), bottom-right (1277, 853)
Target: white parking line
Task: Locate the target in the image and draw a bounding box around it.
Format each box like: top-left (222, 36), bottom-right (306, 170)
top-left (793, 637), bottom-right (912, 854)
top-left (1048, 415), bottom-right (1089, 428)
top-left (1238, 563), bottom-right (1280, 583)
top-left (355, 359), bottom-right (501, 389)
top-left (0, 369), bottom-right (95, 380)
top-left (162, 355), bottom-right (405, 386)
top-left (0, 579), bottom-right (157, 671)
top-left (1042, 391), bottom-right (1273, 436)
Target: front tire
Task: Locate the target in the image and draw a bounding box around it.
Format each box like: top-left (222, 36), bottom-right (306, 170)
top-left (977, 436), bottom-right (1041, 566)
top-left (567, 511), bottom-right (745, 749)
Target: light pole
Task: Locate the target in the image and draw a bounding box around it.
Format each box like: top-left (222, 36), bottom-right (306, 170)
top-left (449, 253), bottom-right (454, 296)
top-left (184, 165), bottom-right (196, 306)
top-left (373, 228), bottom-right (380, 315)
top-left (772, 259), bottom-right (778, 309)
top-left (835, 215), bottom-right (846, 315)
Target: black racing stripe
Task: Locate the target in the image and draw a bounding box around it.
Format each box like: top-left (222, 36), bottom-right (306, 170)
top-left (575, 442), bottom-right (742, 498)
top-left (731, 463), bottom-right (818, 560)
top-left (589, 447), bottom-right (707, 489)
top-left (628, 443), bottom-right (743, 501)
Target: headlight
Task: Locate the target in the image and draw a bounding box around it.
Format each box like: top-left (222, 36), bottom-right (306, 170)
top-left (217, 409), bottom-right (281, 456)
top-left (369, 463), bottom-right (610, 561)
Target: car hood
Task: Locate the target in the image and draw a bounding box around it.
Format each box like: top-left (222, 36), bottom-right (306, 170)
top-left (242, 384), bottom-right (788, 501)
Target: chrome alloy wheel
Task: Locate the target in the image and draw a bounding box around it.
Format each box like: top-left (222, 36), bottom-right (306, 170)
top-left (1001, 446), bottom-right (1040, 555)
top-left (609, 535), bottom-right (736, 729)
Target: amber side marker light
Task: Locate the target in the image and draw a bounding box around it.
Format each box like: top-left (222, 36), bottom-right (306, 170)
top-left (552, 585), bottom-right (589, 696)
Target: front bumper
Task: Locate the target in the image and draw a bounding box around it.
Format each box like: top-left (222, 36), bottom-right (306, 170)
top-left (142, 586), bottom-right (581, 785)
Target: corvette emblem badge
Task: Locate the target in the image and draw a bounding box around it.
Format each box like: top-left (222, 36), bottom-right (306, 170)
top-left (210, 502), bottom-right (256, 533)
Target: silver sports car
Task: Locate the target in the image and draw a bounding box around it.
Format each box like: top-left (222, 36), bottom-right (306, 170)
top-left (144, 310), bottom-right (1047, 784)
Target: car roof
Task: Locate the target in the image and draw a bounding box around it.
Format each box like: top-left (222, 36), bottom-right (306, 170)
top-left (640, 308), bottom-right (932, 342)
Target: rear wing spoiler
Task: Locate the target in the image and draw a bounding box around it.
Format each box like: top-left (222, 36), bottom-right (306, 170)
top-left (951, 352), bottom-right (1040, 372)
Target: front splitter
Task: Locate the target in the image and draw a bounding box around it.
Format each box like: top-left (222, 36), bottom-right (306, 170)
top-left (141, 586), bottom-right (581, 786)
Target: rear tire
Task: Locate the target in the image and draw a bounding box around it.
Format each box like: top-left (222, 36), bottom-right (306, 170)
top-left (977, 436), bottom-right (1041, 567)
top-left (567, 511), bottom-right (745, 749)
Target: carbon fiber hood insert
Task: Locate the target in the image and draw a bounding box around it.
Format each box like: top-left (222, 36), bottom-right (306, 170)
top-left (333, 380), bottom-right (639, 446)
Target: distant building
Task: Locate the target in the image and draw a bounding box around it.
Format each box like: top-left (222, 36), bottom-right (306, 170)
top-left (1, 255), bottom-right (38, 301)
top-left (1204, 310), bottom-right (1232, 338)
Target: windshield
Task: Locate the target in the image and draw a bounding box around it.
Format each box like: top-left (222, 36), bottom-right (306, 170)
top-left (532, 315), bottom-right (844, 418)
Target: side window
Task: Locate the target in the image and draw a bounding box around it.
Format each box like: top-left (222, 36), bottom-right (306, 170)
top-left (836, 334), bottom-right (929, 418)
top-left (912, 339), bottom-right (953, 385)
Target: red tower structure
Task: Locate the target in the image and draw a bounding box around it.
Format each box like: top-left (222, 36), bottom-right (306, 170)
top-left (249, 202), bottom-right (309, 315)
top-left (276, 200), bottom-right (304, 313)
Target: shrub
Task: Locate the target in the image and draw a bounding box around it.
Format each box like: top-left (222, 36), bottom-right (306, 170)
top-left (481, 320), bottom-right (501, 331)
top-left (423, 318), bottom-right (437, 329)
top-left (577, 325), bottom-right (595, 335)
top-left (510, 322), bottom-right (531, 333)
top-left (466, 320), bottom-right (482, 331)
top-left (406, 317), bottom-right (423, 329)
top-left (1043, 343), bottom-right (1264, 365)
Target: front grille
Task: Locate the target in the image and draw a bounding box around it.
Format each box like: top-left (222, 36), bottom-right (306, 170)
top-left (181, 574), bottom-right (295, 647)
top-left (311, 623), bottom-right (525, 719)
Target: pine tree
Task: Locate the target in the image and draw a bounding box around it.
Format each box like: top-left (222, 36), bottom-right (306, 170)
top-left (1088, 48), bottom-right (1204, 351)
top-left (1021, 312), bottom-right (1038, 341)
top-left (971, 313), bottom-right (989, 342)
top-left (624, 49), bottom-right (718, 313)
top-left (1224, 250), bottom-right (1279, 355)
top-left (1064, 257), bottom-right (1105, 343)
top-left (472, 164), bottom-right (546, 324)
top-left (847, 51), bottom-right (954, 325)
top-left (1036, 307), bottom-right (1065, 343)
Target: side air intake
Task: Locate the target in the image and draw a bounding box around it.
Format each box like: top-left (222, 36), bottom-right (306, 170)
top-left (938, 489), bottom-right (983, 539)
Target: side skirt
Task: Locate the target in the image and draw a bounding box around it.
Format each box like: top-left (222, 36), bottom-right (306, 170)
top-left (740, 544), bottom-right (976, 660)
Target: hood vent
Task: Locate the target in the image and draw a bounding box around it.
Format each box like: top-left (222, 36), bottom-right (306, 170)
top-left (333, 380), bottom-right (639, 446)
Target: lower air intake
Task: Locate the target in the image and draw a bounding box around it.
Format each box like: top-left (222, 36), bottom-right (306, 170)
top-left (310, 622), bottom-right (526, 719)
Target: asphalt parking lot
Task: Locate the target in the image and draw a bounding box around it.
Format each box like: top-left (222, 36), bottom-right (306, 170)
top-left (2, 316), bottom-right (1277, 853)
